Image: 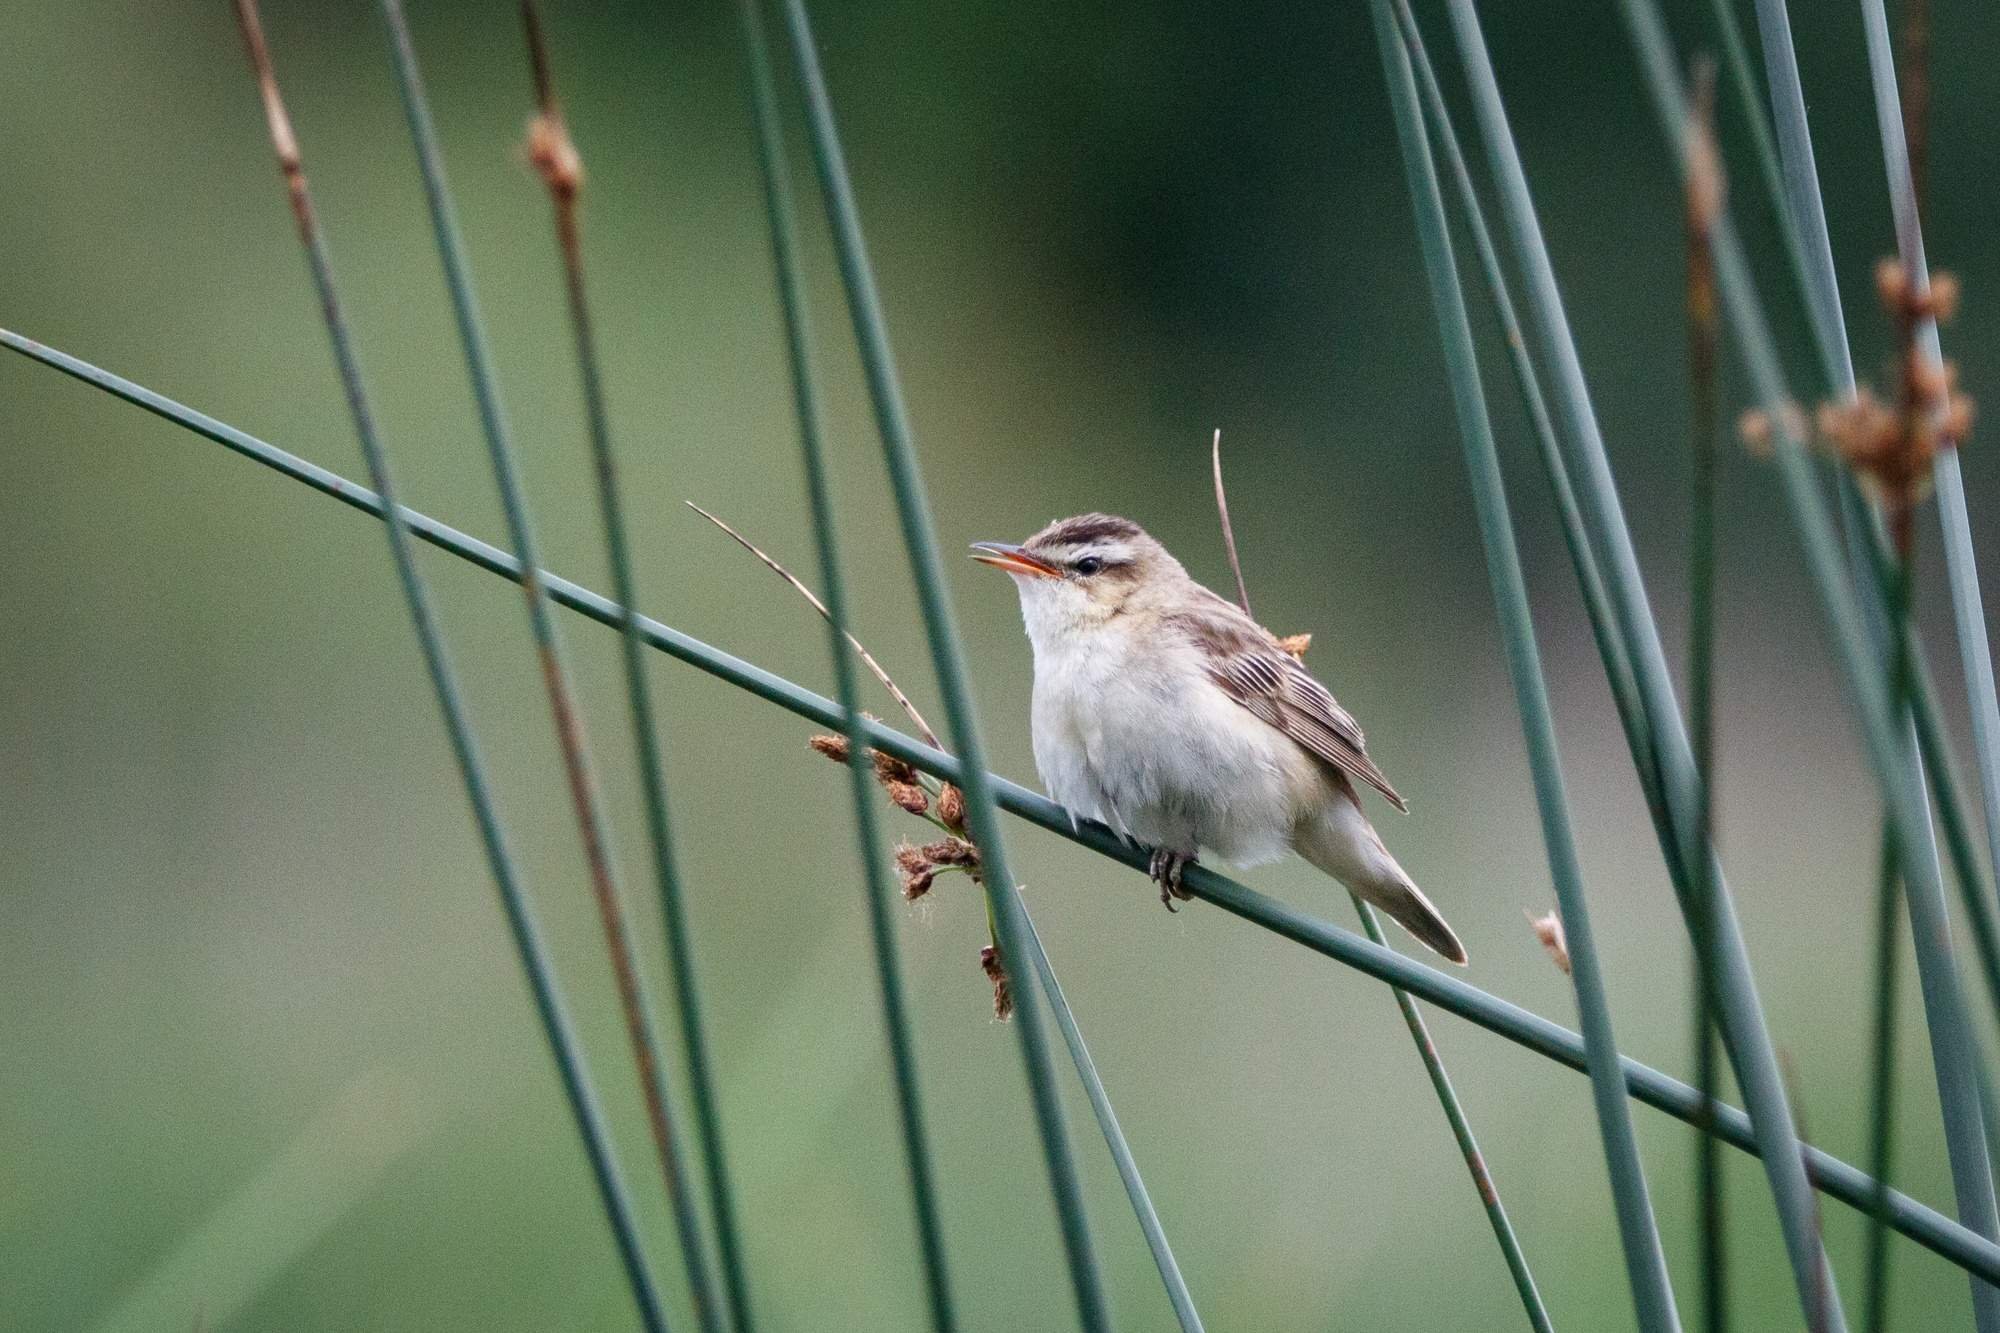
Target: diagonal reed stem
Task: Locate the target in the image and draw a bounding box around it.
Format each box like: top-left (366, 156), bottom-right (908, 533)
top-left (222, 8), bottom-right (667, 1329)
top-left (1374, 7), bottom-right (1678, 1325)
top-left (1737, 7), bottom-right (2000, 1325)
top-left (1684, 56), bottom-right (1728, 1333)
top-left (1441, 3), bottom-right (1843, 1323)
top-left (1858, 0), bottom-right (2000, 975)
top-left (370, 9), bottom-right (748, 1328)
top-left (516, 7), bottom-right (730, 1329)
top-left (1864, 824), bottom-right (1903, 1332)
top-left (771, 2), bottom-right (1109, 1325)
top-left (1016, 915), bottom-right (1205, 1333)
top-left (18, 330), bottom-right (2000, 1287)
top-left (1353, 898), bottom-right (1553, 1332)
top-left (1708, 0), bottom-right (2000, 1031)
top-left (1212, 422), bottom-right (1545, 1330)
top-left (731, 1), bottom-right (956, 1324)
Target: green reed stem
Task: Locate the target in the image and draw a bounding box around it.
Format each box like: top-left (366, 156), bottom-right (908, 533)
top-left (1737, 9), bottom-right (2000, 1324)
top-left (1704, 0), bottom-right (1818, 327)
top-left (1622, 3), bottom-right (2000, 1322)
top-left (1389, 1), bottom-right (1665, 835)
top-left (1444, 3), bottom-right (1841, 1323)
top-left (1375, 11), bottom-right (1677, 1324)
top-left (372, 9), bottom-right (746, 1327)
top-left (772, 3), bottom-right (1108, 1326)
top-left (518, 7), bottom-right (728, 1328)
top-left (732, 1), bottom-right (955, 1325)
top-left (1685, 57), bottom-right (1728, 1333)
top-left (1864, 823), bottom-right (1903, 1333)
top-left (1353, 898), bottom-right (1552, 1333)
top-left (1017, 914), bottom-right (1205, 1333)
top-left (1859, 0), bottom-right (2000, 985)
top-left (222, 9), bottom-right (666, 1328)
top-left (1713, 0), bottom-right (2000, 1029)
top-left (372, 7), bottom-right (752, 1320)
top-left (17, 330), bottom-right (2000, 1287)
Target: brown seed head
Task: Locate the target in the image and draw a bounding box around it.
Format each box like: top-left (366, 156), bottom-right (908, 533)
top-left (1876, 256), bottom-right (1911, 315)
top-left (980, 944), bottom-right (1013, 1020)
top-left (808, 733), bottom-right (851, 764)
top-left (872, 748), bottom-right (919, 788)
top-left (885, 781), bottom-right (931, 817)
top-left (937, 783), bottom-right (966, 833)
top-left (1276, 633), bottom-right (1313, 660)
top-left (920, 837), bottom-right (980, 870)
top-left (1925, 270), bottom-right (1962, 323)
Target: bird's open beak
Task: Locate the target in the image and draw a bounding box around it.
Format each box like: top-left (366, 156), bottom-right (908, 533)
top-left (969, 541), bottom-right (1061, 579)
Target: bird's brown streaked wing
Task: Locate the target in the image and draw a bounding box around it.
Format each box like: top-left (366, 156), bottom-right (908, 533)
top-left (1207, 642), bottom-right (1409, 812)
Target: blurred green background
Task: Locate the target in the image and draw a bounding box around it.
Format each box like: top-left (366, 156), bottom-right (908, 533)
top-left (6, 1), bottom-right (2000, 1328)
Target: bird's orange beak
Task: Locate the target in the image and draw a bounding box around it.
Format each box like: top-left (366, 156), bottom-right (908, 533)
top-left (969, 541), bottom-right (1061, 579)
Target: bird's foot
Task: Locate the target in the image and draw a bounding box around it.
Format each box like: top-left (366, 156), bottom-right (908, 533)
top-left (1148, 849), bottom-right (1195, 911)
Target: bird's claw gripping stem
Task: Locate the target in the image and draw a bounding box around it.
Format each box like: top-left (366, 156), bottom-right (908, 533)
top-left (1149, 849), bottom-right (1195, 911)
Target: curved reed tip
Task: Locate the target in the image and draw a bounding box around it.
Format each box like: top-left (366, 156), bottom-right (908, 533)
top-left (1525, 908), bottom-right (1571, 976)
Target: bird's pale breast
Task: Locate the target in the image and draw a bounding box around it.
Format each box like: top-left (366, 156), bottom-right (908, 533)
top-left (1030, 619), bottom-right (1318, 865)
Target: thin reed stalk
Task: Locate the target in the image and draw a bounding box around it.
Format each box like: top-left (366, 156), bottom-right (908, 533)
top-left (1620, 4), bottom-right (2000, 1322)
top-left (1859, 0), bottom-right (2000, 968)
top-left (1683, 56), bottom-right (1728, 1333)
top-left (1213, 419), bottom-right (1546, 1330)
top-left (1441, 3), bottom-right (1843, 1322)
top-left (371, 7), bottom-right (747, 1324)
top-left (773, 2), bottom-right (1108, 1324)
top-left (1374, 9), bottom-right (1677, 1325)
top-left (1737, 8), bottom-right (2000, 1323)
top-left (1709, 0), bottom-right (2000, 1023)
top-left (221, 8), bottom-right (666, 1328)
top-left (17, 331), bottom-right (2000, 1285)
top-left (1388, 1), bottom-right (1665, 831)
top-left (516, 8), bottom-right (728, 1329)
top-left (1863, 826), bottom-right (1903, 1332)
top-left (732, 0), bottom-right (955, 1322)
top-left (1017, 916), bottom-right (1205, 1333)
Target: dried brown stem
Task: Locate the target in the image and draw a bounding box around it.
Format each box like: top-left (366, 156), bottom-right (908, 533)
top-left (687, 501), bottom-right (942, 747)
top-left (1212, 428), bottom-right (1252, 617)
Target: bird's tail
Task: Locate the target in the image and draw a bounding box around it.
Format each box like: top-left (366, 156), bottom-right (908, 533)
top-left (1299, 796), bottom-right (1468, 966)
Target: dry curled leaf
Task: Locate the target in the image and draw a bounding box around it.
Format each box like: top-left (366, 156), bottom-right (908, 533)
top-left (1526, 908), bottom-right (1571, 977)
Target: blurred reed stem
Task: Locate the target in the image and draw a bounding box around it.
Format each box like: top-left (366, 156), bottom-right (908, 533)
top-left (1441, 2), bottom-right (1842, 1321)
top-left (733, 0), bottom-right (957, 1323)
top-left (1741, 8), bottom-right (2000, 1324)
top-left (1017, 915), bottom-right (1205, 1333)
top-left (15, 330), bottom-right (2000, 1286)
top-left (1858, 0), bottom-right (2000, 967)
top-left (223, 6), bottom-right (667, 1328)
top-left (373, 10), bottom-right (740, 1325)
top-left (516, 7), bottom-right (731, 1328)
top-left (1375, 8), bottom-right (1678, 1324)
top-left (1214, 405), bottom-right (1544, 1329)
top-left (1864, 824), bottom-right (1903, 1332)
top-left (774, 1), bottom-right (1109, 1324)
top-left (1683, 54), bottom-right (1728, 1333)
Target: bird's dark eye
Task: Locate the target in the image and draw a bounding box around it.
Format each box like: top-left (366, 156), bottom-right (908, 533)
top-left (1072, 556), bottom-right (1103, 576)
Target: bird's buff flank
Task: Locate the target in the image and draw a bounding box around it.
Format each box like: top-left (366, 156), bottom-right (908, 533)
top-left (972, 513), bottom-right (1467, 965)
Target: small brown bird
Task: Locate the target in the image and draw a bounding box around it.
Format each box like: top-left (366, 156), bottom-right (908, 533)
top-left (972, 513), bottom-right (1466, 965)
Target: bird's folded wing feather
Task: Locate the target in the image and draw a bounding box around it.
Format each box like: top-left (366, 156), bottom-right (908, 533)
top-left (1179, 597), bottom-right (1409, 812)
